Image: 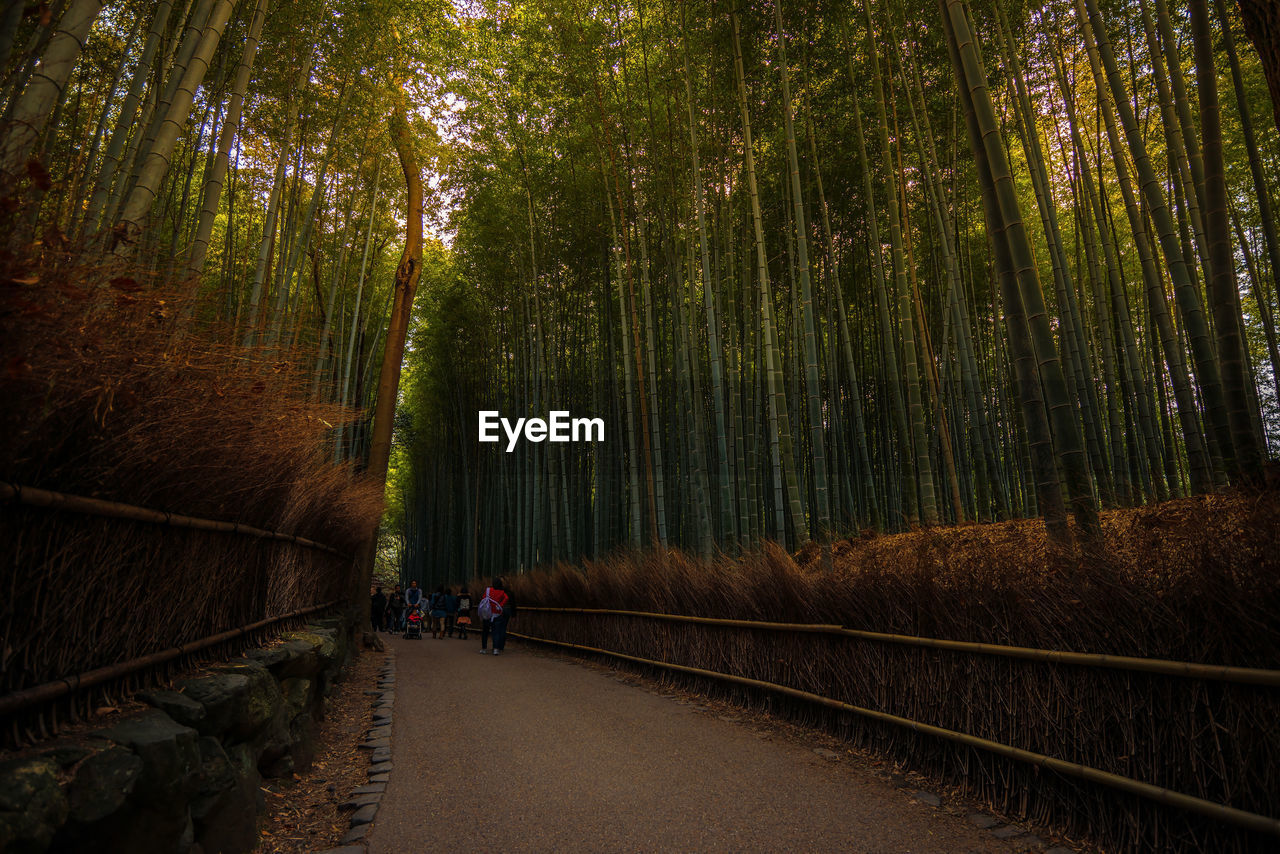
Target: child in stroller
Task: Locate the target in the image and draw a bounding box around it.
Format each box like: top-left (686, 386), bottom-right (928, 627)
top-left (403, 604), bottom-right (424, 639)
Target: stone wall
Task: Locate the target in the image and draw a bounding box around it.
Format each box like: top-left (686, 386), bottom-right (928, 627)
top-left (0, 614), bottom-right (355, 854)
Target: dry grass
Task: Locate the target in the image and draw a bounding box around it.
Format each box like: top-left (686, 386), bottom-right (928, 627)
top-left (0, 245), bottom-right (382, 744)
top-left (502, 493), bottom-right (1280, 853)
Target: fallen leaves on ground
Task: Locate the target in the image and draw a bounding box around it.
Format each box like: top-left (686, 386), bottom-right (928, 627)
top-left (255, 648), bottom-right (380, 853)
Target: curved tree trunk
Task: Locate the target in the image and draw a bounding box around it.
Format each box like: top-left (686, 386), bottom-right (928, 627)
top-left (358, 82), bottom-right (423, 627)
top-left (1236, 0), bottom-right (1280, 136)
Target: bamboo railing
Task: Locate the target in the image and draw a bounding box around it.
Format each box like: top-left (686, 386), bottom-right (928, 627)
top-left (519, 605), bottom-right (1280, 687)
top-left (1, 481), bottom-right (352, 733)
top-left (510, 626), bottom-right (1280, 839)
top-left (0, 481), bottom-right (344, 555)
top-left (0, 600), bottom-right (344, 718)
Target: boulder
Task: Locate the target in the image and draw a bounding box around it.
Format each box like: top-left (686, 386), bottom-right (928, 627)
top-left (212, 660), bottom-right (283, 741)
top-left (0, 756), bottom-right (68, 853)
top-left (42, 745), bottom-right (93, 768)
top-left (308, 617), bottom-right (349, 660)
top-left (96, 710), bottom-right (201, 810)
top-left (280, 677), bottom-right (314, 722)
top-left (190, 737), bottom-right (257, 854)
top-left (178, 660), bottom-right (281, 742)
top-left (177, 671), bottom-right (254, 738)
top-left (253, 703), bottom-right (292, 776)
top-left (295, 627), bottom-right (339, 670)
top-left (245, 638), bottom-right (320, 679)
top-left (275, 631), bottom-right (335, 678)
top-left (67, 746), bottom-right (143, 825)
top-left (0, 614), bottom-right (354, 854)
top-left (138, 689), bottom-right (207, 730)
top-left (225, 743), bottom-right (264, 812)
top-left (287, 716), bottom-right (317, 772)
top-left (308, 616), bottom-right (345, 632)
top-left (261, 752), bottom-right (294, 779)
top-left (51, 746), bottom-right (146, 851)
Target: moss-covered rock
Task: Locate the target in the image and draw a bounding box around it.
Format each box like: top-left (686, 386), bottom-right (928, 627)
top-left (285, 628), bottom-right (338, 669)
top-left (66, 746), bottom-right (142, 825)
top-left (274, 631), bottom-right (330, 678)
top-left (178, 660), bottom-right (281, 742)
top-left (51, 745), bottom-right (148, 851)
top-left (212, 660), bottom-right (283, 741)
top-left (176, 671), bottom-right (253, 737)
top-left (253, 703), bottom-right (292, 778)
top-left (0, 756), bottom-right (68, 853)
top-left (241, 639), bottom-right (312, 677)
top-left (1, 613), bottom-right (354, 853)
top-left (41, 745), bottom-right (92, 768)
top-left (280, 677), bottom-right (313, 722)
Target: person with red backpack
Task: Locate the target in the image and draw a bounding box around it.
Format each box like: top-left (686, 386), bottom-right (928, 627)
top-left (477, 578), bottom-right (510, 655)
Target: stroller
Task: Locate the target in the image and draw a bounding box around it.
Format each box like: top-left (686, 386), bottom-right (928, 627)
top-left (403, 605), bottom-right (424, 640)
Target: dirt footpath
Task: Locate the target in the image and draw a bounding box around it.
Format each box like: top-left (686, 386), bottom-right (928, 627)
top-left (366, 634), bottom-right (1028, 853)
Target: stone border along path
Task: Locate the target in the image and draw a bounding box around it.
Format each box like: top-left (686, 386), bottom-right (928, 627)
top-left (314, 638), bottom-right (1082, 853)
top-left (314, 648), bottom-right (396, 852)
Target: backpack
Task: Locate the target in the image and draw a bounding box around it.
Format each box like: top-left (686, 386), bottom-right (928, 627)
top-left (478, 589), bottom-right (504, 620)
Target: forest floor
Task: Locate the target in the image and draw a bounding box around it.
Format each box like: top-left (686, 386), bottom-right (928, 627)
top-left (256, 647), bottom-right (381, 853)
top-left (363, 634), bottom-right (1081, 853)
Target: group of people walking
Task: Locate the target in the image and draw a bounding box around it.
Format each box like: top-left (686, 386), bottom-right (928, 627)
top-left (369, 581), bottom-right (423, 633)
top-left (369, 577), bottom-right (512, 654)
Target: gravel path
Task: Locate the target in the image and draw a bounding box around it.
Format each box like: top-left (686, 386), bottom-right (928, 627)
top-left (366, 634), bottom-right (1024, 853)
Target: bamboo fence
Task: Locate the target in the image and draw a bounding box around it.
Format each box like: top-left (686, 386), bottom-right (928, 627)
top-left (512, 603), bottom-right (1280, 848)
top-left (1, 482), bottom-right (353, 745)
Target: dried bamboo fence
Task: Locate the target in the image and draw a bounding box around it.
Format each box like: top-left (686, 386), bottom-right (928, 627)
top-left (1, 482), bottom-right (355, 747)
top-left (511, 599), bottom-right (1280, 852)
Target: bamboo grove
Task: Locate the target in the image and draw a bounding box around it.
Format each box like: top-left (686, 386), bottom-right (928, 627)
top-left (397, 0), bottom-right (1280, 582)
top-left (3, 0), bottom-right (1277, 585)
top-left (0, 0), bottom-right (454, 477)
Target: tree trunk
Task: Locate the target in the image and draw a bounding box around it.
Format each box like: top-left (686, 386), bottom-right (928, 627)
top-left (357, 83), bottom-right (423, 626)
top-left (1235, 0), bottom-right (1280, 137)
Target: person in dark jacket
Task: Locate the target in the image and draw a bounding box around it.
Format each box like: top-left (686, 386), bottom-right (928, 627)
top-left (429, 585), bottom-right (448, 638)
top-left (444, 588), bottom-right (460, 636)
top-left (370, 586), bottom-right (387, 633)
top-left (388, 586), bottom-right (406, 632)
